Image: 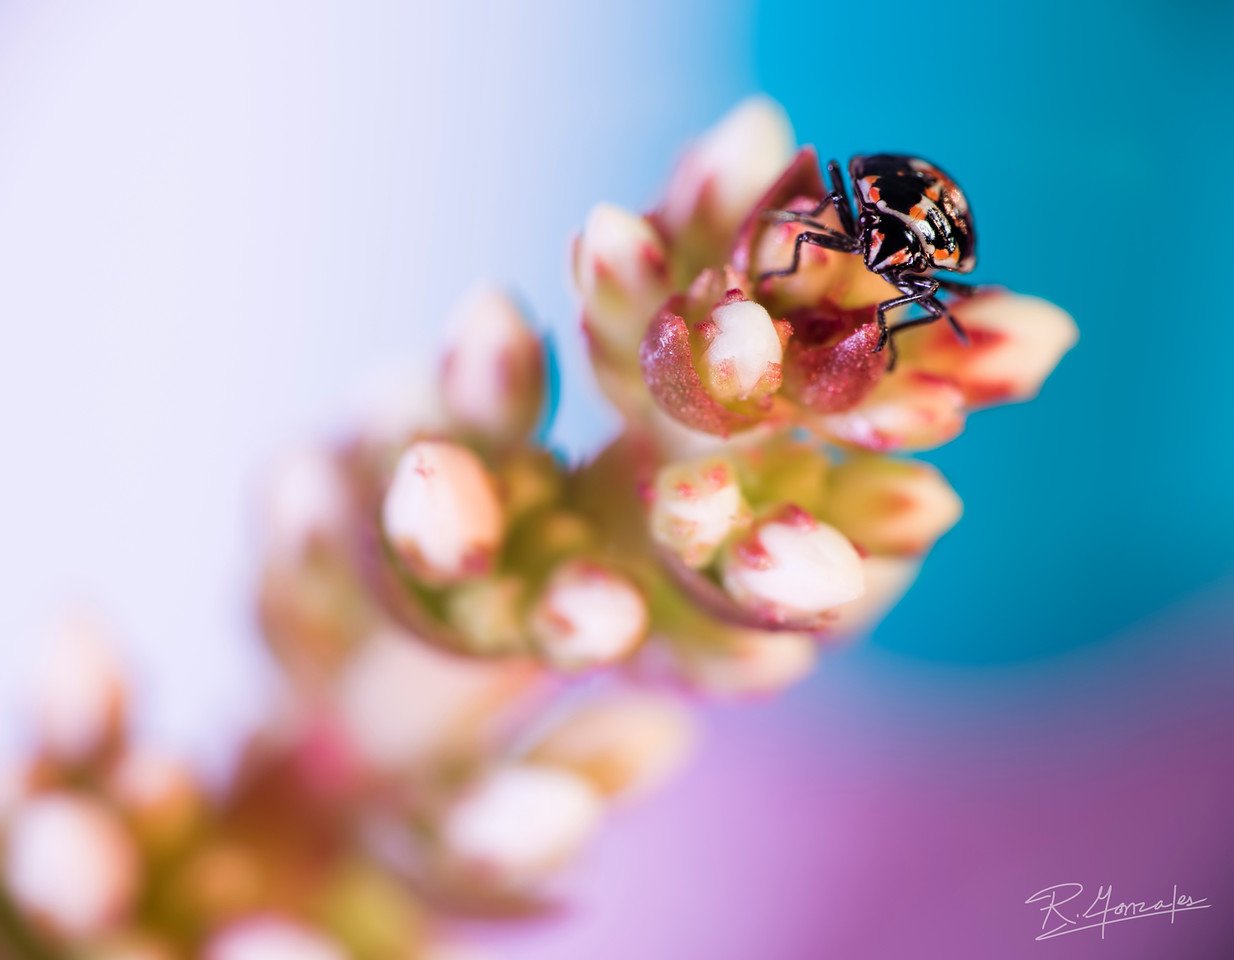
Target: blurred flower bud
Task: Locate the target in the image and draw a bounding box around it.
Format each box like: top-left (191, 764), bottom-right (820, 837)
top-left (382, 441), bottom-right (504, 585)
top-left (82, 936), bottom-right (179, 960)
top-left (660, 97), bottom-right (794, 248)
top-left (827, 555), bottom-right (920, 639)
top-left (441, 286), bottom-right (545, 440)
top-left (573, 204), bottom-right (671, 362)
top-left (4, 793), bottom-right (139, 938)
top-left (821, 457), bottom-right (962, 556)
top-left (527, 694), bottom-right (694, 801)
top-left (750, 195), bottom-right (855, 311)
top-left (436, 765), bottom-right (604, 892)
top-left (262, 448), bottom-right (351, 558)
top-left (205, 917), bottom-right (346, 960)
top-left (107, 750), bottom-right (202, 853)
top-left (445, 577), bottom-right (529, 656)
top-left (528, 561), bottom-right (648, 669)
top-left (721, 507), bottom-right (864, 625)
top-left (697, 293), bottom-right (784, 403)
top-left (649, 455), bottom-right (747, 569)
top-left (316, 862), bottom-right (427, 960)
top-left (33, 614), bottom-right (126, 765)
top-left (655, 630), bottom-right (818, 698)
top-left (815, 371), bottom-right (967, 452)
top-left (900, 291), bottom-right (1078, 405)
top-left (335, 630), bottom-right (532, 773)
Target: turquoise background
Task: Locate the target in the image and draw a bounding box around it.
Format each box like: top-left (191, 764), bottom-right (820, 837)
top-left (755, 0), bottom-right (1234, 661)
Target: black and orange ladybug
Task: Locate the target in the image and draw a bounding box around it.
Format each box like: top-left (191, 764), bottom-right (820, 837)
top-left (761, 154), bottom-right (979, 366)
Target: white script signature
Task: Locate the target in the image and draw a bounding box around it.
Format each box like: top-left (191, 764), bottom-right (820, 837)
top-left (1025, 882), bottom-right (1211, 941)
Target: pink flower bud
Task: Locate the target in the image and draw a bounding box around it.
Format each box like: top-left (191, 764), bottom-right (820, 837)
top-left (660, 97), bottom-right (794, 246)
top-left (437, 765), bottom-right (604, 891)
top-left (814, 372), bottom-right (967, 452)
top-left (441, 286), bottom-right (545, 440)
top-left (205, 917), bottom-right (346, 960)
top-left (527, 695), bottom-right (694, 801)
top-left (4, 793), bottom-right (139, 937)
top-left (782, 311), bottom-right (885, 413)
top-left (262, 448), bottom-right (351, 558)
top-left (697, 293), bottom-right (784, 403)
top-left (649, 456), bottom-right (747, 568)
top-left (573, 203), bottom-right (670, 361)
top-left (822, 457), bottom-right (962, 556)
top-left (900, 291), bottom-right (1078, 405)
top-left (721, 507), bottom-right (864, 625)
top-left (33, 614), bottom-right (127, 764)
top-left (528, 561), bottom-right (648, 669)
top-left (382, 441), bottom-right (504, 585)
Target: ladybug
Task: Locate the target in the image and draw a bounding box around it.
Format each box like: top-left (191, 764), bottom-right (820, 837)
top-left (760, 155), bottom-right (979, 367)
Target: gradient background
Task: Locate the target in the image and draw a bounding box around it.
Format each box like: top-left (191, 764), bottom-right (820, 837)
top-left (1, 1), bottom-right (1231, 957)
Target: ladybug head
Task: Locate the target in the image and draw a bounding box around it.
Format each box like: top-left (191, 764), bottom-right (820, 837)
top-left (862, 214), bottom-right (927, 274)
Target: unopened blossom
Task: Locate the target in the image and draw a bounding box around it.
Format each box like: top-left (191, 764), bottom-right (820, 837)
top-left (573, 203), bottom-right (671, 366)
top-left (382, 440), bottom-right (504, 585)
top-left (33, 614), bottom-right (127, 764)
top-left (436, 764), bottom-right (604, 892)
top-left (822, 457), bottom-right (962, 556)
top-left (527, 695), bottom-right (694, 801)
top-left (107, 750), bottom-right (202, 851)
top-left (648, 629), bottom-right (819, 698)
top-left (4, 793), bottom-right (139, 938)
top-left (649, 455), bottom-right (747, 568)
top-left (827, 555), bottom-right (921, 639)
top-left (698, 292), bottom-right (784, 403)
top-left (204, 917), bottom-right (346, 960)
top-left (528, 560), bottom-right (648, 669)
top-left (262, 448), bottom-right (352, 557)
top-left (814, 371), bottom-right (968, 452)
top-left (898, 291), bottom-right (1079, 406)
top-left (441, 286), bottom-right (545, 440)
top-left (721, 507), bottom-right (864, 625)
top-left (445, 576), bottom-right (529, 655)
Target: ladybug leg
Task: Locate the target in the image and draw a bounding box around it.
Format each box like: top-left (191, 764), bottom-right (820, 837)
top-left (758, 230), bottom-right (858, 282)
top-left (764, 159), bottom-right (857, 236)
top-left (934, 277), bottom-right (979, 298)
top-left (874, 277), bottom-right (951, 370)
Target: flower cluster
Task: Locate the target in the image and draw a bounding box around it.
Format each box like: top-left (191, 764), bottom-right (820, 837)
top-left (0, 98), bottom-right (1075, 955)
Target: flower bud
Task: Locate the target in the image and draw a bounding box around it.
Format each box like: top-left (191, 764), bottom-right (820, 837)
top-left (262, 448), bottom-right (351, 558)
top-left (658, 630), bottom-right (818, 698)
top-left (822, 457), bottom-right (962, 556)
top-left (697, 293), bottom-right (784, 403)
top-left (528, 561), bottom-right (648, 669)
top-left (751, 195), bottom-right (854, 311)
top-left (441, 286), bottom-right (545, 440)
top-left (205, 917), bottom-right (346, 960)
top-left (527, 695), bottom-right (694, 801)
top-left (815, 371), bottom-right (967, 452)
top-left (573, 204), bottom-right (671, 361)
top-left (4, 793), bottom-right (139, 937)
top-left (900, 291), bottom-right (1078, 405)
top-left (445, 576), bottom-right (529, 656)
top-left (827, 555), bottom-right (920, 638)
top-left (660, 97), bottom-right (794, 246)
top-left (83, 937), bottom-right (179, 960)
top-left (721, 507), bottom-right (864, 625)
top-left (107, 750), bottom-right (202, 852)
top-left (436, 765), bottom-right (604, 892)
top-left (782, 313), bottom-right (885, 413)
top-left (382, 441), bottom-right (504, 585)
top-left (33, 614), bottom-right (127, 764)
top-left (649, 456), bottom-right (747, 568)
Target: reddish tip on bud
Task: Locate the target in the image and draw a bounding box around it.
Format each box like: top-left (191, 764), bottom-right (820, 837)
top-left (382, 441), bottom-right (504, 585)
top-left (529, 561), bottom-right (649, 669)
top-left (441, 286), bottom-right (545, 440)
top-left (649, 456), bottom-right (748, 568)
top-left (822, 457), bottom-right (962, 556)
top-left (721, 508), bottom-right (864, 625)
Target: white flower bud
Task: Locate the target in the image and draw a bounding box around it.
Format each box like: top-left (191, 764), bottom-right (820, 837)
top-left (205, 917), bottom-right (346, 960)
top-left (4, 793), bottom-right (139, 937)
top-left (441, 286), bottom-right (544, 439)
top-left (33, 614), bottom-right (126, 763)
top-left (828, 555), bottom-right (920, 638)
top-left (437, 765), bottom-right (604, 891)
top-left (817, 372), bottom-right (967, 452)
top-left (822, 457), bottom-right (962, 556)
top-left (527, 695), bottom-right (694, 801)
top-left (699, 296), bottom-right (784, 403)
top-left (721, 508), bottom-right (864, 624)
top-left (262, 448), bottom-right (351, 557)
top-left (528, 561), bottom-right (648, 669)
top-left (675, 631), bottom-right (818, 697)
top-left (382, 441), bottom-right (504, 585)
top-left (650, 456), bottom-right (747, 568)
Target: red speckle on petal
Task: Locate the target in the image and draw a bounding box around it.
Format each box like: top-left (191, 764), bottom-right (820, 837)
top-left (734, 531), bottom-right (773, 570)
top-left (774, 504), bottom-right (817, 529)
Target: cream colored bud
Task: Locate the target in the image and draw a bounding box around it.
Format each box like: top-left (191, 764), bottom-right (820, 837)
top-left (437, 765), bottom-right (604, 891)
top-left (4, 793), bottom-right (139, 937)
top-left (904, 292), bottom-right (1078, 405)
top-left (573, 203), bottom-right (671, 358)
top-left (822, 457), bottom-right (962, 556)
top-left (721, 508), bottom-right (864, 624)
top-left (699, 296), bottom-right (784, 403)
top-left (650, 456), bottom-right (747, 568)
top-left (662, 97), bottom-right (795, 239)
top-left (205, 918), bottom-right (346, 960)
top-left (677, 631), bottom-right (818, 697)
top-left (441, 286), bottom-right (544, 439)
top-left (528, 561), bottom-right (648, 669)
top-left (382, 441), bottom-right (504, 585)
top-left (828, 555), bottom-right (921, 638)
top-left (816, 372), bottom-right (967, 452)
top-left (527, 695), bottom-right (694, 801)
top-left (34, 614), bottom-right (127, 763)
top-left (445, 576), bottom-right (528, 656)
